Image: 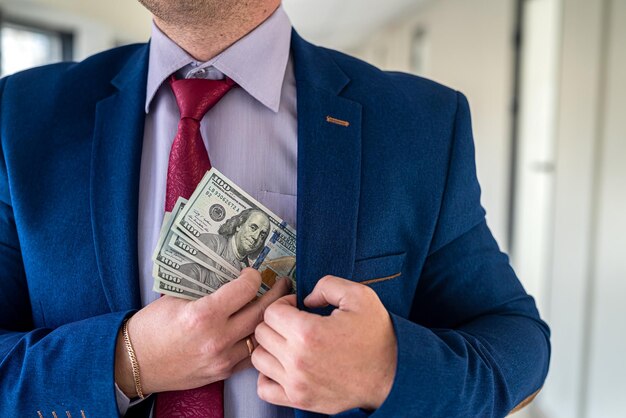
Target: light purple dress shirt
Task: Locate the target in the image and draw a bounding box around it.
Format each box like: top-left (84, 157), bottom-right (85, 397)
top-left (119, 6), bottom-right (297, 417)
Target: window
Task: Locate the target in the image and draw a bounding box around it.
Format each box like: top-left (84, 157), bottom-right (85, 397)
top-left (0, 16), bottom-right (73, 77)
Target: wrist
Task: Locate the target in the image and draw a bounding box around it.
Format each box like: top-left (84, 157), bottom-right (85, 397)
top-left (373, 359), bottom-right (396, 410)
top-left (360, 369), bottom-right (394, 411)
top-left (361, 322), bottom-right (397, 410)
top-left (115, 322), bottom-right (137, 398)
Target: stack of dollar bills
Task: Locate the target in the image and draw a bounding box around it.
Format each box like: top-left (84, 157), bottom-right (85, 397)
top-left (152, 168), bottom-right (297, 300)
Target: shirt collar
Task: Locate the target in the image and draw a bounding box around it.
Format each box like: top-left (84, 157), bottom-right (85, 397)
top-left (145, 5), bottom-right (292, 113)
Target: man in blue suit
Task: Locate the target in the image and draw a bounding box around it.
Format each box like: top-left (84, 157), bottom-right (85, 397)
top-left (0, 0), bottom-right (550, 417)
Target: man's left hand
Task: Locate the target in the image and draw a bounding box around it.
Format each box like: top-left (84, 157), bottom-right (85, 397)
top-left (252, 276), bottom-right (397, 415)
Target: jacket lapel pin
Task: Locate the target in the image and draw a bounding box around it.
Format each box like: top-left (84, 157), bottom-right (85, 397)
top-left (326, 115), bottom-right (350, 127)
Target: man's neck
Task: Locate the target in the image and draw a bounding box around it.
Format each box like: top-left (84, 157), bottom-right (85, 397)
top-left (153, 1), bottom-right (281, 62)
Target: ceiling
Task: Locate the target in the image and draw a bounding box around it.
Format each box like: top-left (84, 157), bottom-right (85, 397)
top-left (0, 0), bottom-right (428, 52)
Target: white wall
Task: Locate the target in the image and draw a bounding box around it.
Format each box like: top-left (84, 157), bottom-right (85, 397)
top-left (349, 0), bottom-right (516, 249)
top-left (583, 0), bottom-right (626, 416)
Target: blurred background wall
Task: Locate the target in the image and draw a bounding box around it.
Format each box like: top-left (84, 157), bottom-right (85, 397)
top-left (0, 0), bottom-right (623, 417)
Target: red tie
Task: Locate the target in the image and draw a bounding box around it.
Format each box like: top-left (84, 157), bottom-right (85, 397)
top-left (155, 75), bottom-right (235, 417)
top-left (164, 75), bottom-right (235, 212)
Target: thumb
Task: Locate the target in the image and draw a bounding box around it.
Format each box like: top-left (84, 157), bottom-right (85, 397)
top-left (303, 276), bottom-right (359, 311)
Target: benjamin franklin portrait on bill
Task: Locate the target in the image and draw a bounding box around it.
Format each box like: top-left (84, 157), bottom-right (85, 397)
top-left (197, 208), bottom-right (271, 274)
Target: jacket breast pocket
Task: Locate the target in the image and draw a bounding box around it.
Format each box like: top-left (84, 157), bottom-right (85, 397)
top-left (352, 252), bottom-right (407, 314)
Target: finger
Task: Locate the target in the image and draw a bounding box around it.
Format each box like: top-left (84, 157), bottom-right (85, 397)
top-left (280, 293), bottom-right (297, 307)
top-left (250, 345), bottom-right (286, 385)
top-left (303, 275), bottom-right (361, 311)
top-left (257, 373), bottom-right (291, 407)
top-left (232, 356), bottom-right (253, 374)
top-left (254, 321), bottom-right (286, 360)
top-left (224, 334), bottom-right (257, 371)
top-left (243, 334), bottom-right (257, 358)
top-left (263, 295), bottom-right (312, 338)
top-left (228, 276), bottom-right (292, 339)
top-left (200, 268), bottom-right (261, 315)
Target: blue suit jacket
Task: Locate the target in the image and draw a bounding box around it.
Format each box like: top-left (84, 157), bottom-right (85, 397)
top-left (0, 31), bottom-right (550, 417)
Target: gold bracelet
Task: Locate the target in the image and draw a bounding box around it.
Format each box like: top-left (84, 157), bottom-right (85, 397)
top-left (122, 318), bottom-right (145, 399)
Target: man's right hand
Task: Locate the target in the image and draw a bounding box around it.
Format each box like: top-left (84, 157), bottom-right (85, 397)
top-left (114, 268), bottom-right (291, 397)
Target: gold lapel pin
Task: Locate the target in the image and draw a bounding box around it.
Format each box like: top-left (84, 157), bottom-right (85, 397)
top-left (326, 116), bottom-right (350, 127)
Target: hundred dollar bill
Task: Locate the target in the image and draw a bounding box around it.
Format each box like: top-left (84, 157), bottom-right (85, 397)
top-left (168, 231), bottom-right (236, 282)
top-left (152, 266), bottom-right (203, 300)
top-left (153, 263), bottom-right (213, 296)
top-left (154, 278), bottom-right (202, 300)
top-left (152, 211), bottom-right (174, 261)
top-left (174, 168), bottom-right (297, 293)
top-left (153, 198), bottom-right (231, 293)
top-left (154, 250), bottom-right (224, 293)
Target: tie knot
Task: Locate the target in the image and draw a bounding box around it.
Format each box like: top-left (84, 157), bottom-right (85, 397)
top-left (169, 75), bottom-right (236, 121)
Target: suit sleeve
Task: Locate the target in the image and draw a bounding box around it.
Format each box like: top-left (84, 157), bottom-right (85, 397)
top-left (0, 76), bottom-right (132, 417)
top-left (372, 92), bottom-right (550, 417)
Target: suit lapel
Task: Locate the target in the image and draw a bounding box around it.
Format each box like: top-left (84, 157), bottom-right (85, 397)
top-left (91, 44), bottom-right (149, 312)
top-left (292, 30), bottom-right (363, 310)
